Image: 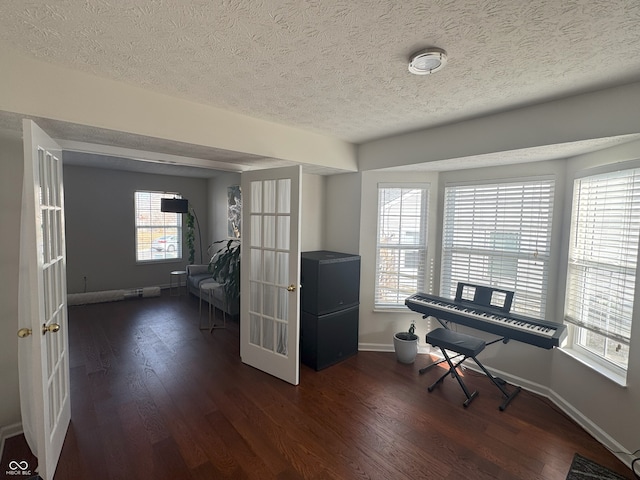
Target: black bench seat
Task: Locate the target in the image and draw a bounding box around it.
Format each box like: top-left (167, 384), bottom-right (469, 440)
top-left (425, 327), bottom-right (521, 410)
top-left (427, 328), bottom-right (486, 358)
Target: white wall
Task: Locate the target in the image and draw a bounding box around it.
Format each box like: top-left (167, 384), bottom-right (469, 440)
top-left (301, 174), bottom-right (325, 252)
top-left (324, 173), bottom-right (361, 255)
top-left (64, 164), bottom-right (209, 293)
top-left (0, 129), bottom-right (23, 431)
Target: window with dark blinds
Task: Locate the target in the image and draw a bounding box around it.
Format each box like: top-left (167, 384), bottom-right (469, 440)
top-left (135, 191), bottom-right (183, 262)
top-left (565, 168), bottom-right (640, 370)
top-left (441, 179), bottom-right (555, 319)
top-left (375, 185), bottom-right (429, 307)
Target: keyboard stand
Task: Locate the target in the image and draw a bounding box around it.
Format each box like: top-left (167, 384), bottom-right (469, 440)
top-left (426, 327), bottom-right (521, 411)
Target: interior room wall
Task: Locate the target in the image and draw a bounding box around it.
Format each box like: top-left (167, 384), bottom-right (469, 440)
top-left (208, 172), bottom-right (241, 258)
top-left (0, 129), bottom-right (24, 432)
top-left (356, 171), bottom-right (439, 352)
top-left (63, 164), bottom-right (209, 293)
top-left (324, 172), bottom-right (361, 255)
top-left (550, 139), bottom-right (640, 453)
top-left (301, 174), bottom-right (325, 252)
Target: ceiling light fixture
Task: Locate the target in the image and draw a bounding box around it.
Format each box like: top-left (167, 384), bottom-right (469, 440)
top-left (408, 47), bottom-right (447, 75)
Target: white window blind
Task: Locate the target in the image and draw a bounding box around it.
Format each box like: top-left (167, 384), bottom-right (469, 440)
top-left (441, 179), bottom-right (555, 318)
top-left (565, 168), bottom-right (640, 370)
top-left (375, 185), bottom-right (429, 307)
top-left (135, 191), bottom-right (183, 262)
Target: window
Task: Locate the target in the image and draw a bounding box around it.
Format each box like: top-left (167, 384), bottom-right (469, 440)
top-left (441, 179), bottom-right (555, 318)
top-left (565, 168), bottom-right (640, 373)
top-left (135, 191), bottom-right (182, 262)
top-left (375, 184), bottom-right (429, 308)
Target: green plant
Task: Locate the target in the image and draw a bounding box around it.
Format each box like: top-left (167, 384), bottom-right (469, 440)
top-left (208, 239), bottom-right (241, 303)
top-left (395, 320), bottom-right (418, 341)
top-left (186, 211), bottom-right (196, 264)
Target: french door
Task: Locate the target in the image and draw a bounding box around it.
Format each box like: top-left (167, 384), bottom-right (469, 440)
top-left (18, 120), bottom-right (71, 479)
top-left (240, 166), bottom-right (302, 385)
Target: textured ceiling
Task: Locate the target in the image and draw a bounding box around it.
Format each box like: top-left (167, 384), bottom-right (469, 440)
top-left (2, 0), bottom-right (640, 175)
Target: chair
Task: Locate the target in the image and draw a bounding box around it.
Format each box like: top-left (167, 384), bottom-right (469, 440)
top-left (425, 327), bottom-right (521, 410)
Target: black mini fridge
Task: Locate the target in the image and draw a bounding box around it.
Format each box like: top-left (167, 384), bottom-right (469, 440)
top-left (300, 251), bottom-right (360, 370)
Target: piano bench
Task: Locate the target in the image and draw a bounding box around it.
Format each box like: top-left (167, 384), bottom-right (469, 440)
top-left (426, 328), bottom-right (486, 357)
top-left (425, 327), bottom-right (521, 410)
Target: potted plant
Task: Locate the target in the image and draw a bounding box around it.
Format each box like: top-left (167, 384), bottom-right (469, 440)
top-left (208, 239), bottom-right (241, 306)
top-left (186, 211), bottom-right (196, 264)
top-left (393, 320), bottom-right (419, 364)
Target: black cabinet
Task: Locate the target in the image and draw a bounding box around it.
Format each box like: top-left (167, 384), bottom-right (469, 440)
top-left (300, 251), bottom-right (360, 370)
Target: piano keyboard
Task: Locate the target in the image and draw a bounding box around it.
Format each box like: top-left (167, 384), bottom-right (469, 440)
top-left (405, 292), bottom-right (567, 349)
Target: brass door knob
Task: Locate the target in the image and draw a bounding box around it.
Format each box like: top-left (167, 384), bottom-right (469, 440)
top-left (287, 284), bottom-right (297, 292)
top-left (17, 328), bottom-right (32, 338)
top-left (42, 323), bottom-right (60, 335)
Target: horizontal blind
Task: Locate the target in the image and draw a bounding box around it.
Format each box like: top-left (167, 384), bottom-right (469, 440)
top-left (135, 191), bottom-right (183, 262)
top-left (375, 185), bottom-right (429, 307)
top-left (565, 169), bottom-right (640, 345)
top-left (441, 179), bottom-right (555, 318)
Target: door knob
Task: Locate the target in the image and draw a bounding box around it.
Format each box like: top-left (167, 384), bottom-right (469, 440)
top-left (287, 284), bottom-right (297, 292)
top-left (42, 323), bottom-right (60, 335)
top-left (17, 328), bottom-right (32, 338)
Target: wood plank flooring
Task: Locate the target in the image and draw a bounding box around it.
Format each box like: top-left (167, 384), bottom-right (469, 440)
top-left (9, 290), bottom-right (633, 479)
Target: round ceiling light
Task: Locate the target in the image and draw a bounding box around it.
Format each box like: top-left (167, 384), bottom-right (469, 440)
top-left (408, 48), bottom-right (447, 75)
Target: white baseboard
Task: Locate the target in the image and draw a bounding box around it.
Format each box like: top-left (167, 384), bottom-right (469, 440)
top-left (359, 342), bottom-right (431, 354)
top-left (0, 422), bottom-right (23, 463)
top-left (359, 342), bottom-right (393, 352)
top-left (492, 366), bottom-right (632, 468)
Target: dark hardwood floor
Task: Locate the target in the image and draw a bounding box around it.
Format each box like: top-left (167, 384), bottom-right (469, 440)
top-left (5, 290), bottom-right (632, 479)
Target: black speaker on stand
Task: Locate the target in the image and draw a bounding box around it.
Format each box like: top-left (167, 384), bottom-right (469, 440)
top-left (300, 251), bottom-right (360, 370)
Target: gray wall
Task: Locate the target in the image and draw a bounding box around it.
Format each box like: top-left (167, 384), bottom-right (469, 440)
top-left (208, 172), bottom-right (241, 257)
top-left (0, 129), bottom-right (23, 431)
top-left (64, 164), bottom-right (209, 293)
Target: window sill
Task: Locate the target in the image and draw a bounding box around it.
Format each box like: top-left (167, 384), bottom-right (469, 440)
top-left (373, 307), bottom-right (415, 314)
top-left (136, 258), bottom-right (185, 266)
top-left (559, 347), bottom-right (628, 387)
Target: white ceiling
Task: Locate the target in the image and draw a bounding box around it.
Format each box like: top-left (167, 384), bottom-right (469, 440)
top-left (2, 0), bottom-right (640, 176)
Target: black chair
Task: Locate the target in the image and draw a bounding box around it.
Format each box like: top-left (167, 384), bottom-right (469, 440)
top-left (425, 327), bottom-right (521, 410)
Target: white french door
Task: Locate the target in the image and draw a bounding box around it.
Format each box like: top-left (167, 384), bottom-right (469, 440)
top-left (18, 120), bottom-right (71, 479)
top-left (240, 166), bottom-right (302, 385)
